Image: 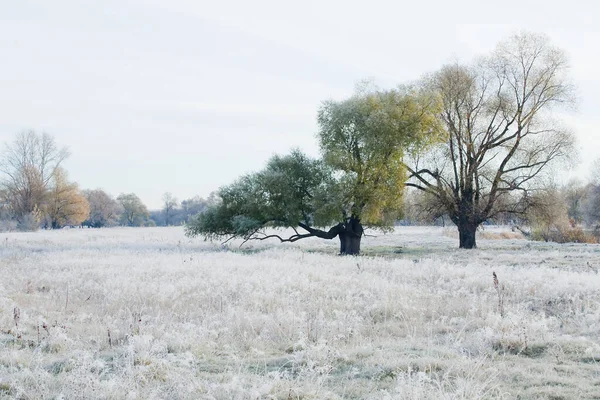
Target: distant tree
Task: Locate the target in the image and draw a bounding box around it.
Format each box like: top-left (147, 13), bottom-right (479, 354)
top-left (562, 178), bottom-right (586, 224)
top-left (162, 192), bottom-right (179, 226)
top-left (180, 195), bottom-right (208, 223)
top-left (148, 210), bottom-right (165, 226)
top-left (117, 193), bottom-right (149, 227)
top-left (591, 158), bottom-right (600, 186)
top-left (584, 185), bottom-right (600, 226)
top-left (45, 168), bottom-right (90, 228)
top-left (145, 218), bottom-right (156, 227)
top-left (0, 188), bottom-right (17, 231)
top-left (525, 186), bottom-right (569, 240)
top-left (187, 87), bottom-right (441, 255)
top-left (521, 185), bottom-right (595, 243)
top-left (405, 33), bottom-right (576, 248)
top-left (582, 158), bottom-right (600, 228)
top-left (83, 189), bottom-right (121, 227)
top-left (583, 160), bottom-right (600, 226)
top-left (0, 131), bottom-right (69, 229)
top-left (583, 186), bottom-right (600, 225)
top-left (402, 189), bottom-right (448, 226)
top-left (148, 194), bottom-right (206, 226)
top-left (9, 165), bottom-right (46, 230)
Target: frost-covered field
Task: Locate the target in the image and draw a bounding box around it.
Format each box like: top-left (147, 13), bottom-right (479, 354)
top-left (1, 227), bottom-right (600, 399)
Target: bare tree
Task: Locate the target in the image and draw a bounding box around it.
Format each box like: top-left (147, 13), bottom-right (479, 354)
top-left (180, 195), bottom-right (208, 222)
top-left (562, 178), bottom-right (586, 224)
top-left (83, 189), bottom-right (122, 227)
top-left (583, 185), bottom-right (600, 226)
top-left (525, 186), bottom-right (570, 239)
top-left (403, 189), bottom-right (448, 226)
top-left (162, 192), bottom-right (179, 226)
top-left (405, 33), bottom-right (576, 248)
top-left (590, 158), bottom-right (600, 186)
top-left (582, 158), bottom-right (600, 227)
top-left (583, 159), bottom-right (600, 226)
top-left (0, 131), bottom-right (70, 226)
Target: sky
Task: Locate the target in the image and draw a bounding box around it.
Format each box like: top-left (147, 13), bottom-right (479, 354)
top-left (1, 0), bottom-right (599, 209)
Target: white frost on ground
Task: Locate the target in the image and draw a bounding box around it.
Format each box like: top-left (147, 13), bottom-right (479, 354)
top-left (1, 226), bottom-right (600, 399)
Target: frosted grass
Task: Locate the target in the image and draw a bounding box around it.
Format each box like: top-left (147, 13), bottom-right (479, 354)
top-left (1, 227), bottom-right (599, 399)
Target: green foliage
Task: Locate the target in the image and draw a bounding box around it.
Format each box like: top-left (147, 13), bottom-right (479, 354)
top-left (186, 151), bottom-right (334, 240)
top-left (186, 88), bottom-right (443, 242)
top-left (317, 87), bottom-right (443, 226)
top-left (117, 193), bottom-right (149, 227)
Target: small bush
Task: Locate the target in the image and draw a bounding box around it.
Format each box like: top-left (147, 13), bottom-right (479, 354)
top-left (532, 226), bottom-right (596, 244)
top-left (17, 212), bottom-right (41, 231)
top-left (0, 219), bottom-right (17, 232)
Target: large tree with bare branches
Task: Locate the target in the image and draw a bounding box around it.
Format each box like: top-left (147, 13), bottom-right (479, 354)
top-left (0, 131), bottom-right (70, 228)
top-left (405, 32), bottom-right (576, 248)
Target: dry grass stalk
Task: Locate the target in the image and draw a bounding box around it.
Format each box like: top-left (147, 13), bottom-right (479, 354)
top-left (13, 307), bottom-right (21, 339)
top-left (13, 307), bottom-right (20, 327)
top-left (493, 272), bottom-right (505, 317)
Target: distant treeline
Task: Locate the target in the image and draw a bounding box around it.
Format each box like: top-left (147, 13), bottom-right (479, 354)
top-left (0, 130), bottom-right (211, 231)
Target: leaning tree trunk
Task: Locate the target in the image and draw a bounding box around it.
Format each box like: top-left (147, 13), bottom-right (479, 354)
top-left (297, 219), bottom-right (364, 255)
top-left (458, 221), bottom-right (478, 249)
top-left (338, 217), bottom-right (363, 255)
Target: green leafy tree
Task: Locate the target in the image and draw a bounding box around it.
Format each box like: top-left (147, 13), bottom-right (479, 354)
top-left (117, 193), bottom-right (149, 227)
top-left (186, 88), bottom-right (441, 255)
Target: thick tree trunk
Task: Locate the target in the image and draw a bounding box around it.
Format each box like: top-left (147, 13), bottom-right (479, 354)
top-left (458, 221), bottom-right (477, 249)
top-left (455, 190), bottom-right (479, 249)
top-left (297, 218), bottom-right (363, 255)
top-left (339, 217), bottom-right (363, 255)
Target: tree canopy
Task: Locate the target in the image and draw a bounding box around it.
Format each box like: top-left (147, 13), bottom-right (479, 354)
top-left (83, 189), bottom-right (121, 228)
top-left (318, 86), bottom-right (443, 226)
top-left (186, 88), bottom-right (442, 254)
top-left (0, 131), bottom-right (70, 229)
top-left (404, 32), bottom-right (576, 248)
top-left (117, 193), bottom-right (149, 227)
top-left (45, 168), bottom-right (90, 228)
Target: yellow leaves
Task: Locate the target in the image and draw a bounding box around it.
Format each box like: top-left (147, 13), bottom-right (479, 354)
top-left (355, 156), bottom-right (408, 226)
top-left (316, 87), bottom-right (445, 227)
top-left (46, 168), bottom-right (90, 228)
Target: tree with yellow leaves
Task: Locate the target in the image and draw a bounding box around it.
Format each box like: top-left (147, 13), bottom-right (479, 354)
top-left (186, 87), bottom-right (443, 255)
top-left (46, 168), bottom-right (90, 228)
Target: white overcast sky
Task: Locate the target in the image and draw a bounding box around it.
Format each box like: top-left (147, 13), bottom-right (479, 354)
top-left (1, 0), bottom-right (598, 209)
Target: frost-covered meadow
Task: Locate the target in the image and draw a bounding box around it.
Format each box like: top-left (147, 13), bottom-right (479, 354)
top-left (1, 226), bottom-right (600, 399)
